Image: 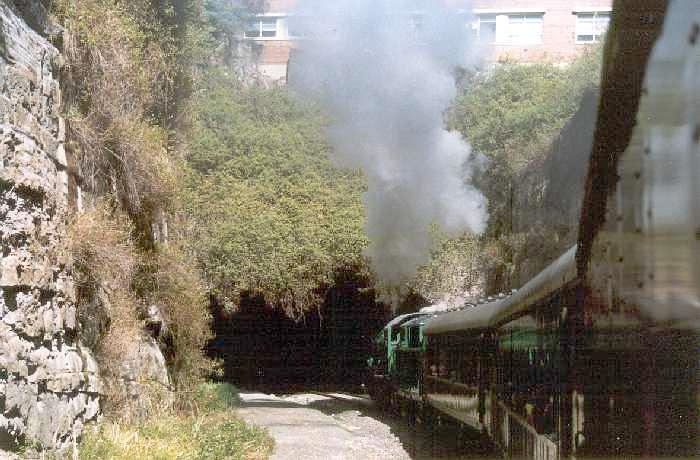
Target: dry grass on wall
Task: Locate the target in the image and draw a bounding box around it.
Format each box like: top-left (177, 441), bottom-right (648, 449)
top-left (68, 203), bottom-right (145, 410)
top-left (53, 0), bottom-right (177, 217)
top-left (68, 115), bottom-right (177, 217)
top-left (56, 0), bottom-right (214, 405)
top-left (136, 246), bottom-right (214, 389)
top-left (69, 206), bottom-right (215, 417)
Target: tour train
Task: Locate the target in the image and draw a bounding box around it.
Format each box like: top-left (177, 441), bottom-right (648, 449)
top-left (367, 2), bottom-right (699, 459)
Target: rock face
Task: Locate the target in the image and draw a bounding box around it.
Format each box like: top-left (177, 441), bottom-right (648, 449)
top-left (116, 334), bottom-right (172, 417)
top-left (501, 90), bottom-right (599, 290)
top-left (0, 1), bottom-right (101, 452)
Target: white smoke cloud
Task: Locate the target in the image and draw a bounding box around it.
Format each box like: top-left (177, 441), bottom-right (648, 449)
top-left (289, 0), bottom-right (487, 290)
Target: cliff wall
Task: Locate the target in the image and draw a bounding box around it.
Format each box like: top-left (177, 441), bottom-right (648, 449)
top-left (0, 1), bottom-right (101, 451)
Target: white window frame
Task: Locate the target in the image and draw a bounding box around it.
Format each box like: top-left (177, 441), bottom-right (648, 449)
top-left (574, 11), bottom-right (611, 44)
top-left (473, 8), bottom-right (547, 15)
top-left (506, 13), bottom-right (544, 45)
top-left (406, 12), bottom-right (426, 42)
top-left (244, 17), bottom-right (279, 40)
top-left (409, 13), bottom-right (424, 32)
top-left (476, 14), bottom-right (497, 44)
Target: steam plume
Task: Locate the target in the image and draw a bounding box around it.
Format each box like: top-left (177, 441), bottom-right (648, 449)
top-left (290, 0), bottom-right (487, 290)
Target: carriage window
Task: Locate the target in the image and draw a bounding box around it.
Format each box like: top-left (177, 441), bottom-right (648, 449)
top-left (391, 328), bottom-right (400, 341)
top-left (496, 312), bottom-right (559, 434)
top-left (408, 328), bottom-right (420, 348)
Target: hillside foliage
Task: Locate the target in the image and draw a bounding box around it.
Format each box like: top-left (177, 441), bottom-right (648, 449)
top-left (181, 74), bottom-right (368, 319)
top-left (412, 47), bottom-right (604, 300)
top-left (53, 0), bottom-right (603, 400)
top-left (450, 47), bottom-right (603, 238)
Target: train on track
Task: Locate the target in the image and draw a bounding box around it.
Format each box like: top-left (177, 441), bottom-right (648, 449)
top-left (366, 2), bottom-right (699, 459)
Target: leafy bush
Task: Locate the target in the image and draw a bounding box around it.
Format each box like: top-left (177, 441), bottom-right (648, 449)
top-left (449, 47), bottom-right (603, 236)
top-left (412, 229), bottom-right (482, 304)
top-left (458, 48), bottom-right (600, 286)
top-left (182, 74), bottom-right (368, 318)
top-left (414, 47), bottom-right (604, 298)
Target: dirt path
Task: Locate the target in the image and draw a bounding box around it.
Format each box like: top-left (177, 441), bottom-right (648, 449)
top-left (236, 391), bottom-right (499, 460)
top-left (237, 392), bottom-right (410, 460)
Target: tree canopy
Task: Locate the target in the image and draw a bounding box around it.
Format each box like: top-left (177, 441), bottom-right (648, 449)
top-left (449, 48), bottom-right (603, 236)
top-left (181, 74), bottom-right (368, 318)
top-left (412, 47), bottom-right (604, 299)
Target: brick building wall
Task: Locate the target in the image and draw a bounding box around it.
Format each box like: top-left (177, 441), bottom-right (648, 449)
top-left (247, 0), bottom-right (613, 82)
top-left (247, 0), bottom-right (296, 82)
top-left (471, 0), bottom-right (613, 62)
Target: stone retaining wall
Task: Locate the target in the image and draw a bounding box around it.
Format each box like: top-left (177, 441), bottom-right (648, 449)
top-left (0, 1), bottom-right (101, 452)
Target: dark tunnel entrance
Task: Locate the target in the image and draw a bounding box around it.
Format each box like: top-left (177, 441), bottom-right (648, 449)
top-left (208, 270), bottom-right (391, 392)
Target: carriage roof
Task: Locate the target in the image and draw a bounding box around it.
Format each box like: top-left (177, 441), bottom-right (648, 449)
top-left (385, 312), bottom-right (429, 329)
top-left (399, 315), bottom-right (432, 329)
top-left (424, 246), bottom-right (577, 335)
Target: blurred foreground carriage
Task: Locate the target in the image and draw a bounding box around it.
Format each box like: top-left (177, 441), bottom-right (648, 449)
top-left (366, 1), bottom-right (700, 458)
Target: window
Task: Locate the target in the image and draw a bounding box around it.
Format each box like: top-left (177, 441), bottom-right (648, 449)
top-left (409, 14), bottom-right (424, 33)
top-left (245, 18), bottom-right (278, 38)
top-left (576, 12), bottom-right (610, 43)
top-left (477, 14), bottom-right (497, 43)
top-left (507, 13), bottom-right (543, 45)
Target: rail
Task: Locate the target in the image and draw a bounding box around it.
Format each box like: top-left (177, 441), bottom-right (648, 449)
top-left (492, 400), bottom-right (558, 460)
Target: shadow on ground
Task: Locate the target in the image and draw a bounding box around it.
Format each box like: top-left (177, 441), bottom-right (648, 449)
top-left (237, 389), bottom-right (499, 460)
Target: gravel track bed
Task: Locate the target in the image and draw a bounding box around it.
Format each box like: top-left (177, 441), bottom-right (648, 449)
top-left (236, 391), bottom-right (499, 460)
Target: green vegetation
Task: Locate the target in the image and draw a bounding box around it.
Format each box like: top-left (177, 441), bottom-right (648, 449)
top-left (450, 48), bottom-right (603, 237)
top-left (181, 74), bottom-right (368, 318)
top-left (54, 0), bottom-right (600, 325)
top-left (413, 47), bottom-right (604, 298)
top-left (193, 382), bottom-right (243, 410)
top-left (78, 383), bottom-right (273, 460)
top-left (412, 229), bottom-right (481, 304)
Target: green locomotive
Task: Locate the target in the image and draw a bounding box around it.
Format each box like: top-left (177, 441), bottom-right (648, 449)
top-left (366, 312), bottom-right (429, 408)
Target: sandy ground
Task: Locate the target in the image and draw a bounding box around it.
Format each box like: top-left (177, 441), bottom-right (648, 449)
top-left (236, 391), bottom-right (498, 460)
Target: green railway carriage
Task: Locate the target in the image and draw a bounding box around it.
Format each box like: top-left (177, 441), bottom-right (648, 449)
top-left (423, 249), bottom-right (577, 460)
top-left (380, 242), bottom-right (697, 460)
top-left (365, 2), bottom-right (700, 458)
